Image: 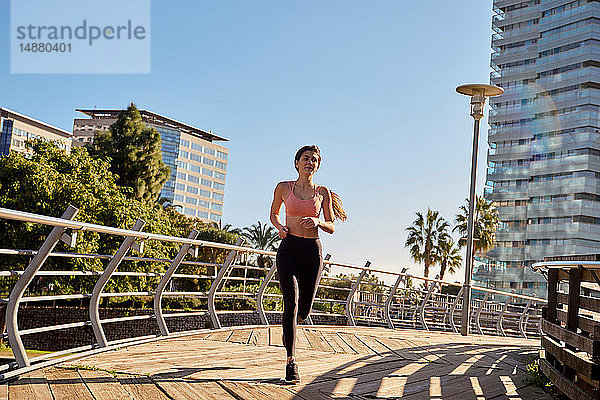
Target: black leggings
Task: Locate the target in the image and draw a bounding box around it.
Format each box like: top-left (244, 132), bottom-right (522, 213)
top-left (276, 234), bottom-right (323, 358)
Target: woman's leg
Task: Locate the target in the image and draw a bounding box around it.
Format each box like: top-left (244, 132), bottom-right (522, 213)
top-left (297, 239), bottom-right (323, 323)
top-left (276, 239), bottom-right (298, 360)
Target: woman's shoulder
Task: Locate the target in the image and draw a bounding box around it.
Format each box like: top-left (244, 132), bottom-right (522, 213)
top-left (317, 185), bottom-right (330, 196)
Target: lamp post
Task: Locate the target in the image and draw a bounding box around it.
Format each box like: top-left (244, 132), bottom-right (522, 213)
top-left (456, 84), bottom-right (503, 336)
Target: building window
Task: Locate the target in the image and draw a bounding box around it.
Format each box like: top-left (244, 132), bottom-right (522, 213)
top-left (215, 161), bottom-right (226, 170)
top-left (204, 147), bottom-right (216, 156)
top-left (201, 178), bottom-right (212, 187)
top-left (176, 172), bottom-right (187, 180)
top-left (187, 175), bottom-right (199, 184)
top-left (179, 150), bottom-right (189, 158)
top-left (190, 164), bottom-right (201, 173)
top-left (214, 182), bottom-right (225, 191)
top-left (180, 139), bottom-right (190, 148)
top-left (198, 210), bottom-right (209, 219)
top-left (184, 207), bottom-right (195, 216)
top-left (212, 192), bottom-right (224, 201)
top-left (211, 203), bottom-right (222, 211)
top-left (199, 200), bottom-right (209, 208)
top-left (200, 189), bottom-right (211, 197)
top-left (217, 151), bottom-right (227, 160)
top-left (190, 153), bottom-right (201, 162)
top-left (214, 171), bottom-right (225, 180)
top-left (202, 168), bottom-right (213, 177)
top-left (191, 142), bottom-right (202, 151)
top-left (210, 213), bottom-right (220, 222)
top-left (203, 158), bottom-right (215, 166)
top-left (174, 194), bottom-right (185, 202)
top-left (186, 197), bottom-right (197, 205)
top-left (187, 186), bottom-right (198, 194)
top-left (176, 183), bottom-right (185, 191)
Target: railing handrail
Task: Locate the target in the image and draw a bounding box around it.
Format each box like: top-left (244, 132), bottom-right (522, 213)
top-left (533, 261), bottom-right (600, 270)
top-left (0, 206), bottom-right (547, 303)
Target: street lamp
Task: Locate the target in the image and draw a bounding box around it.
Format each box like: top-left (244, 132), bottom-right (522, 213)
top-left (456, 83), bottom-right (503, 336)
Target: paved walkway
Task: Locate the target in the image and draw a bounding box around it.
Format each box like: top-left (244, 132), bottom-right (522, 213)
top-left (6, 326), bottom-right (551, 399)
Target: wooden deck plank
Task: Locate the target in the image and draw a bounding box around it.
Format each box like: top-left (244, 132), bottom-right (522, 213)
top-left (152, 378), bottom-right (235, 400)
top-left (18, 325), bottom-right (547, 400)
top-left (337, 332), bottom-right (377, 354)
top-left (270, 326), bottom-right (284, 347)
top-left (219, 381), bottom-right (292, 400)
top-left (248, 328), bottom-right (269, 346)
top-left (76, 368), bottom-right (132, 400)
top-left (117, 374), bottom-right (170, 400)
top-left (228, 328), bottom-right (252, 344)
top-left (296, 327), bottom-right (312, 349)
top-left (45, 367), bottom-right (95, 400)
top-left (9, 369), bottom-right (54, 400)
top-left (318, 331), bottom-right (353, 354)
top-left (303, 329), bottom-right (335, 353)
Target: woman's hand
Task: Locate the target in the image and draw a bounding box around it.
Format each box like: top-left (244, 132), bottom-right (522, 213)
top-left (300, 217), bottom-right (320, 229)
top-left (278, 225), bottom-right (290, 238)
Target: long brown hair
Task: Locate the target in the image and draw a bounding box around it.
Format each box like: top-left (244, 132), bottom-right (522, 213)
top-left (294, 145), bottom-right (347, 222)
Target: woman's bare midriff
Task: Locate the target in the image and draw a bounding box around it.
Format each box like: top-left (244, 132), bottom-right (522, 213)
top-left (286, 215), bottom-right (319, 238)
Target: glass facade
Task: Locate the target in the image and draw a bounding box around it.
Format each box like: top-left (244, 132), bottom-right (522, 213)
top-left (0, 119), bottom-right (13, 156)
top-left (482, 0), bottom-right (600, 299)
top-left (73, 109), bottom-right (229, 223)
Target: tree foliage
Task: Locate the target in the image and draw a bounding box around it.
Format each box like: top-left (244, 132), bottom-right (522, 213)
top-left (89, 103), bottom-right (170, 202)
top-left (0, 141), bottom-right (237, 301)
top-left (453, 196), bottom-right (499, 262)
top-left (242, 221), bottom-right (280, 268)
top-left (405, 209), bottom-right (449, 278)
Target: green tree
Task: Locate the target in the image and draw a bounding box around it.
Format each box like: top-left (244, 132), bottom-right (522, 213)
top-left (89, 103), bottom-right (170, 202)
top-left (222, 223), bottom-right (242, 235)
top-left (453, 196), bottom-right (499, 267)
top-left (436, 236), bottom-right (462, 281)
top-left (0, 140), bottom-right (237, 302)
top-left (242, 221), bottom-right (280, 268)
top-left (405, 209), bottom-right (449, 278)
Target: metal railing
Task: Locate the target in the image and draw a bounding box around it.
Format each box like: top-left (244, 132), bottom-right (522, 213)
top-left (0, 206), bottom-right (547, 380)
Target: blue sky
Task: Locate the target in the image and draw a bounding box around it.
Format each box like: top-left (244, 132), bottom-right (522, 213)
top-left (1, 1), bottom-right (495, 280)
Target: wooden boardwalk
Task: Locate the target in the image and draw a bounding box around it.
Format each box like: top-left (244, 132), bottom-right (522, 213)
top-left (5, 326), bottom-right (552, 399)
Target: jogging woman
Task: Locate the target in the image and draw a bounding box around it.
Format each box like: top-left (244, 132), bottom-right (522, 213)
top-left (269, 145), bottom-right (347, 383)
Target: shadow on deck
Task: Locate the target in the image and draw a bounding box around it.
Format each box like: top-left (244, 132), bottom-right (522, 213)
top-left (6, 325), bottom-right (552, 399)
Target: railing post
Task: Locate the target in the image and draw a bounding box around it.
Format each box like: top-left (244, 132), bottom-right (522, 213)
top-left (256, 263), bottom-right (276, 326)
top-left (345, 263), bottom-right (369, 326)
top-left (208, 238), bottom-right (244, 329)
top-left (519, 297), bottom-right (533, 339)
top-left (475, 291), bottom-right (490, 335)
top-left (418, 275), bottom-right (439, 331)
top-left (385, 269), bottom-right (407, 329)
top-left (496, 290), bottom-right (515, 337)
top-left (6, 205), bottom-right (78, 367)
top-left (153, 229), bottom-right (199, 336)
top-left (449, 286), bottom-right (464, 333)
top-left (89, 219), bottom-right (145, 348)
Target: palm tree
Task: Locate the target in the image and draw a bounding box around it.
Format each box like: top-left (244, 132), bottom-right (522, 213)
top-left (222, 223), bottom-right (242, 235)
top-left (453, 195), bottom-right (499, 266)
top-left (405, 209), bottom-right (449, 278)
top-left (242, 221), bottom-right (281, 267)
top-left (436, 235), bottom-right (462, 280)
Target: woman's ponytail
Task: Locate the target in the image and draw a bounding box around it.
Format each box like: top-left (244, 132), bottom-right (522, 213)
top-left (331, 191), bottom-right (347, 222)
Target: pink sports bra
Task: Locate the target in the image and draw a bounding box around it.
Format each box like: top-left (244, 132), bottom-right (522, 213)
top-left (284, 181), bottom-right (322, 217)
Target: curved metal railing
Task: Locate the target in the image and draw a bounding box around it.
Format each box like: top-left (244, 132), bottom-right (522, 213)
top-left (0, 206), bottom-right (547, 380)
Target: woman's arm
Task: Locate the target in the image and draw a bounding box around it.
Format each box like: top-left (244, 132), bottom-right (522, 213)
top-left (300, 186), bottom-right (335, 234)
top-left (270, 182), bottom-right (290, 238)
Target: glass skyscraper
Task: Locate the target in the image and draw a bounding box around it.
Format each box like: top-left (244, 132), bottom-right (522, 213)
top-left (481, 0), bottom-right (600, 299)
top-left (73, 109), bottom-right (229, 224)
